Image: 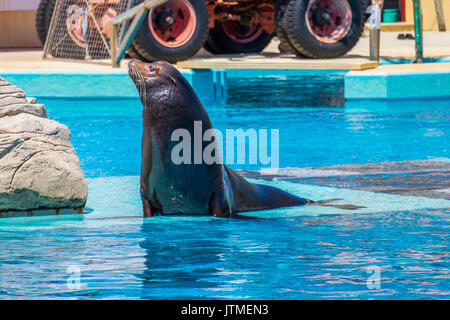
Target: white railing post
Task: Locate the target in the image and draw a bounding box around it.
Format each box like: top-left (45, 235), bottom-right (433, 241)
top-left (367, 0), bottom-right (384, 62)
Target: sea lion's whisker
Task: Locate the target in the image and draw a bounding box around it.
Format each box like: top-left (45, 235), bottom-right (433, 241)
top-left (131, 67), bottom-right (146, 106)
top-left (136, 68), bottom-right (146, 106)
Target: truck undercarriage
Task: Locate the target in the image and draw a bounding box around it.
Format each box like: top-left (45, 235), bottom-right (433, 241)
top-left (38, 0), bottom-right (367, 62)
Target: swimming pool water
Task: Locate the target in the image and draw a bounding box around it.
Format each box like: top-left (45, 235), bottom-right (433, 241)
top-left (0, 72), bottom-right (449, 299)
top-left (37, 72), bottom-right (449, 177)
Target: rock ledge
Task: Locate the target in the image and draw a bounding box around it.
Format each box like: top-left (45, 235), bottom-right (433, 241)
top-left (0, 76), bottom-right (88, 217)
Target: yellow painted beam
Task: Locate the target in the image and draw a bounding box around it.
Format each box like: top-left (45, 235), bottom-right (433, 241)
top-left (364, 22), bottom-right (415, 32)
top-left (176, 56), bottom-right (378, 71)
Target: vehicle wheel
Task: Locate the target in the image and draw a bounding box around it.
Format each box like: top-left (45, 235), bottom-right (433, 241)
top-left (285, 0), bottom-right (364, 58)
top-left (126, 44), bottom-right (146, 60)
top-left (131, 0), bottom-right (209, 63)
top-left (35, 0), bottom-right (57, 46)
top-left (274, 0), bottom-right (297, 54)
top-left (204, 19), bottom-right (273, 54)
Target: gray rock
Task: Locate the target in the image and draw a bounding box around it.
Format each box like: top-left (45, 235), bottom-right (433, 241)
top-left (0, 77), bottom-right (10, 86)
top-left (0, 78), bottom-right (88, 214)
top-left (0, 84), bottom-right (24, 95)
top-left (0, 113), bottom-right (70, 140)
top-left (0, 103), bottom-right (48, 118)
top-left (0, 94), bottom-right (28, 106)
top-left (26, 97), bottom-right (37, 104)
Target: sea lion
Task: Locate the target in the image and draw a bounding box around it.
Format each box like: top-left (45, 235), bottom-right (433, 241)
top-left (128, 60), bottom-right (361, 218)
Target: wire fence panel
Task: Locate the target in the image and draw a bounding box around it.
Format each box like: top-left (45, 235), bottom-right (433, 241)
top-left (44, 0), bottom-right (133, 61)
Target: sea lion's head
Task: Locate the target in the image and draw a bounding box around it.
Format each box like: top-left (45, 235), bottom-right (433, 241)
top-left (128, 60), bottom-right (184, 108)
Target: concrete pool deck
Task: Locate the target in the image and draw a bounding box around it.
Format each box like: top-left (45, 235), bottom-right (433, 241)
top-left (345, 62), bottom-right (450, 100)
top-left (0, 47), bottom-right (376, 71)
top-left (1, 31), bottom-right (449, 70)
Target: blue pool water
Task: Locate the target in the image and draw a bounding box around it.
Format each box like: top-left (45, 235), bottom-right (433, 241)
top-left (0, 72), bottom-right (449, 299)
top-left (33, 72), bottom-right (450, 177)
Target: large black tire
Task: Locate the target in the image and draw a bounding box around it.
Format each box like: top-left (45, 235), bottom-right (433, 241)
top-left (35, 0), bottom-right (57, 46)
top-left (285, 0), bottom-right (364, 59)
top-left (274, 0), bottom-right (299, 54)
top-left (126, 44), bottom-right (146, 60)
top-left (122, 17), bottom-right (146, 60)
top-left (204, 21), bottom-right (273, 54)
top-left (131, 0), bottom-right (209, 63)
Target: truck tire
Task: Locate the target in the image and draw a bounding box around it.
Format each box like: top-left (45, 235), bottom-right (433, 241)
top-left (275, 0), bottom-right (297, 54)
top-left (131, 0), bottom-right (209, 63)
top-left (285, 0), bottom-right (364, 58)
top-left (204, 21), bottom-right (273, 54)
top-left (35, 0), bottom-right (57, 46)
top-left (126, 44), bottom-right (146, 60)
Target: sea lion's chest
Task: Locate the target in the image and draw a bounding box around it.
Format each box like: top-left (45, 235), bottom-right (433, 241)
top-left (144, 133), bottom-right (219, 215)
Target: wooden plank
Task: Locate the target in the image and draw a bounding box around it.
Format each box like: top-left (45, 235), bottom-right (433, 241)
top-left (176, 55), bottom-right (378, 71)
top-left (364, 22), bottom-right (415, 32)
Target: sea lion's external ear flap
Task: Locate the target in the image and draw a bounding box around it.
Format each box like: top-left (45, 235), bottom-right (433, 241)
top-left (169, 76), bottom-right (177, 85)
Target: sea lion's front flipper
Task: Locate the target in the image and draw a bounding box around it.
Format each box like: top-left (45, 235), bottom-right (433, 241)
top-left (140, 187), bottom-right (155, 218)
top-left (210, 191), bottom-right (232, 218)
top-left (141, 193), bottom-right (154, 217)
